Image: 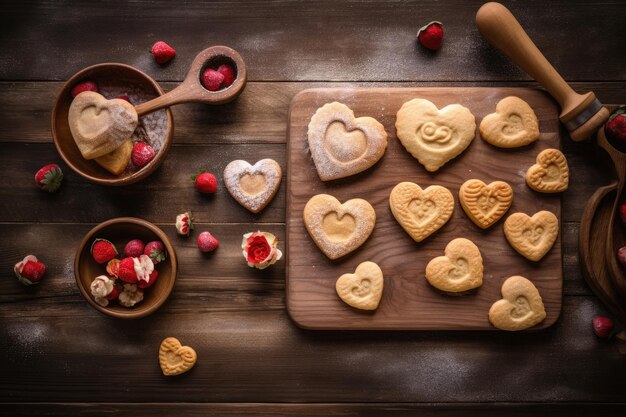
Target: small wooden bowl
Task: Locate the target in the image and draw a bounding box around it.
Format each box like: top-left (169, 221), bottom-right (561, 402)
top-left (51, 63), bottom-right (174, 186)
top-left (75, 217), bottom-right (177, 319)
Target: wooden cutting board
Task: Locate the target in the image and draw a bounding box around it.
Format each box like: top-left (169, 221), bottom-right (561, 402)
top-left (286, 87), bottom-right (562, 330)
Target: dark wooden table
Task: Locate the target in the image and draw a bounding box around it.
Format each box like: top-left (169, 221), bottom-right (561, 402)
top-left (1, 1), bottom-right (625, 415)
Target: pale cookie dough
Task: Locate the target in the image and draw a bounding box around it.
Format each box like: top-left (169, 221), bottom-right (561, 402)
top-left (159, 337), bottom-right (197, 376)
top-left (389, 181), bottom-right (454, 242)
top-left (69, 91), bottom-right (138, 160)
top-left (395, 98), bottom-right (476, 172)
top-left (479, 96), bottom-right (540, 148)
top-left (489, 275), bottom-right (547, 331)
top-left (525, 148), bottom-right (569, 193)
top-left (425, 238), bottom-right (483, 293)
top-left (303, 194), bottom-right (376, 260)
top-left (336, 261), bottom-right (384, 310)
top-left (224, 159), bottom-right (282, 213)
top-left (504, 211), bottom-right (559, 261)
top-left (94, 139), bottom-right (132, 175)
top-left (307, 102), bottom-right (388, 181)
top-left (459, 179), bottom-right (513, 229)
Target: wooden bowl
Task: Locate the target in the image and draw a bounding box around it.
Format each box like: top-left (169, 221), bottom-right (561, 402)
top-left (51, 63), bottom-right (174, 186)
top-left (74, 217), bottom-right (177, 319)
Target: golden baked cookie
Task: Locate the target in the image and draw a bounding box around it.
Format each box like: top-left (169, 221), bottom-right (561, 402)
top-left (389, 181), bottom-right (454, 242)
top-left (525, 148), bottom-right (569, 193)
top-left (159, 337), bottom-right (197, 376)
top-left (488, 275), bottom-right (547, 331)
top-left (224, 159), bottom-right (282, 213)
top-left (336, 261), bottom-right (384, 310)
top-left (307, 102), bottom-right (388, 181)
top-left (479, 96), bottom-right (540, 148)
top-left (504, 211), bottom-right (559, 261)
top-left (94, 139), bottom-right (132, 175)
top-left (303, 194), bottom-right (376, 260)
top-left (395, 98), bottom-right (476, 172)
top-left (425, 238), bottom-right (483, 293)
top-left (69, 91), bottom-right (138, 160)
top-left (459, 179), bottom-right (513, 229)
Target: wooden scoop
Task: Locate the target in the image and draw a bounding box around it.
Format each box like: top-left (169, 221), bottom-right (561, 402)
top-left (476, 2), bottom-right (626, 324)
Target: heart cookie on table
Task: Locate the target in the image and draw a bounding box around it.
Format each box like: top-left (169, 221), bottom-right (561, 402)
top-left (94, 139), bottom-right (133, 175)
top-left (159, 337), bottom-right (197, 376)
top-left (459, 179), bottom-right (513, 229)
top-left (303, 194), bottom-right (375, 260)
top-left (389, 181), bottom-right (454, 242)
top-left (224, 159), bottom-right (282, 213)
top-left (69, 91), bottom-right (138, 160)
top-left (479, 96), bottom-right (540, 148)
top-left (336, 261), bottom-right (384, 310)
top-left (395, 98), bottom-right (476, 172)
top-left (425, 238), bottom-right (483, 293)
top-left (307, 102), bottom-right (388, 181)
top-left (504, 210), bottom-right (559, 261)
top-left (525, 148), bottom-right (569, 193)
top-left (488, 275), bottom-right (546, 331)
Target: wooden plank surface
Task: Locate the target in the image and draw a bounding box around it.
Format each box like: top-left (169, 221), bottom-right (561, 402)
top-left (287, 87), bottom-right (561, 329)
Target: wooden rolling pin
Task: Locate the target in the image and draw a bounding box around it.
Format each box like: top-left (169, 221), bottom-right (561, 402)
top-left (476, 2), bottom-right (609, 141)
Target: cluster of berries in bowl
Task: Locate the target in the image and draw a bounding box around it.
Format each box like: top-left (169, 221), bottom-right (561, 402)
top-left (89, 237), bottom-right (167, 308)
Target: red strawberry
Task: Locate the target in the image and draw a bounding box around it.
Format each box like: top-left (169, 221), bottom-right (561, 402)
top-left (197, 231), bottom-right (219, 252)
top-left (118, 257), bottom-right (138, 283)
top-left (605, 107), bottom-right (626, 142)
top-left (14, 255), bottom-right (46, 285)
top-left (116, 95), bottom-right (131, 103)
top-left (91, 238), bottom-right (118, 264)
top-left (106, 258), bottom-right (121, 278)
top-left (592, 316), bottom-right (615, 339)
top-left (217, 64), bottom-right (236, 88)
top-left (144, 241), bottom-right (166, 264)
top-left (193, 171), bottom-right (217, 193)
top-left (107, 284), bottom-right (121, 300)
top-left (71, 81), bottom-right (99, 98)
top-left (417, 21), bottom-right (444, 50)
top-left (124, 239), bottom-right (145, 257)
top-left (620, 203), bottom-right (626, 226)
top-left (151, 41), bottom-right (176, 65)
top-left (131, 142), bottom-right (156, 168)
top-left (176, 211), bottom-right (194, 236)
top-left (35, 164), bottom-right (63, 192)
top-left (137, 270), bottom-right (159, 289)
top-left (201, 68), bottom-right (225, 91)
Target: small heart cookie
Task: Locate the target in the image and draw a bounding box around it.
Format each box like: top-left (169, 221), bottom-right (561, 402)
top-left (525, 148), bottom-right (569, 193)
top-left (159, 337), bottom-right (197, 376)
top-left (395, 98), bottom-right (476, 172)
top-left (425, 238), bottom-right (483, 293)
top-left (504, 211), bottom-right (559, 261)
top-left (94, 139), bottom-right (132, 175)
top-left (303, 194), bottom-right (376, 260)
top-left (336, 261), bottom-right (384, 310)
top-left (389, 181), bottom-right (454, 242)
top-left (479, 96), bottom-right (540, 148)
top-left (69, 91), bottom-right (138, 160)
top-left (459, 179), bottom-right (513, 229)
top-left (224, 159), bottom-right (282, 213)
top-left (488, 275), bottom-right (546, 331)
top-left (307, 102), bottom-right (388, 181)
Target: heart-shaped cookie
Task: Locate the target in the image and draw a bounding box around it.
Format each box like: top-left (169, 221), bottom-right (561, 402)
top-left (389, 181), bottom-right (454, 242)
top-left (303, 194), bottom-right (376, 260)
top-left (525, 148), bottom-right (569, 193)
top-left (94, 139), bottom-right (132, 175)
top-left (488, 275), bottom-right (546, 331)
top-left (159, 337), bottom-right (197, 376)
top-left (69, 91), bottom-right (138, 160)
top-left (224, 159), bottom-right (282, 213)
top-left (479, 96), bottom-right (540, 148)
top-left (307, 102), bottom-right (388, 181)
top-left (425, 238), bottom-right (483, 293)
top-left (395, 98), bottom-right (476, 172)
top-left (336, 261), bottom-right (384, 310)
top-left (459, 179), bottom-right (513, 229)
top-left (504, 211), bottom-right (559, 261)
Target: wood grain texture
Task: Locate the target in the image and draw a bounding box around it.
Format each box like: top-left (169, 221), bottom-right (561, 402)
top-left (287, 87), bottom-right (561, 329)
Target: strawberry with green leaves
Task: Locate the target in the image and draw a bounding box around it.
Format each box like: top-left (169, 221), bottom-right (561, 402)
top-left (35, 164), bottom-right (63, 192)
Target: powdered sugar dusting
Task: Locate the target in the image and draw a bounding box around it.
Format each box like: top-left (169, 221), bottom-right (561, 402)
top-left (224, 159), bottom-right (282, 213)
